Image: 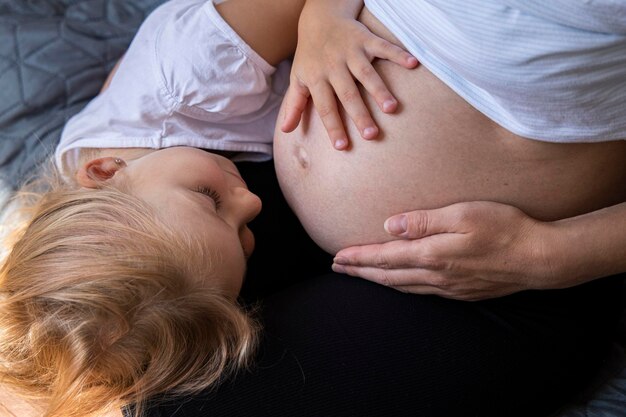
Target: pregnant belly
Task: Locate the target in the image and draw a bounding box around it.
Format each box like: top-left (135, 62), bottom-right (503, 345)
top-left (272, 9), bottom-right (626, 255)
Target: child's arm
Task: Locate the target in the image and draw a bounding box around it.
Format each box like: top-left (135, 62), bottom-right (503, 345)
top-left (280, 0), bottom-right (419, 150)
top-left (217, 0), bottom-right (418, 150)
top-left (97, 0), bottom-right (304, 97)
top-left (215, 0), bottom-right (305, 66)
top-left (100, 55), bottom-right (124, 93)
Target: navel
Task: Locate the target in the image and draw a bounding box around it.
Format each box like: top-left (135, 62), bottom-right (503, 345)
top-left (295, 145), bottom-right (309, 169)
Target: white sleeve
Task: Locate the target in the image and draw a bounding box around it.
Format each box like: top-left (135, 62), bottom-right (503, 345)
top-left (56, 0), bottom-right (284, 175)
top-left (155, 0), bottom-right (278, 122)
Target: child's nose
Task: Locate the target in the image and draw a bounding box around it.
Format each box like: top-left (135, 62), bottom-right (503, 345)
top-left (232, 187), bottom-right (262, 225)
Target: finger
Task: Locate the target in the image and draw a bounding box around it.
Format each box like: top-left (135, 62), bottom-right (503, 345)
top-left (330, 69), bottom-right (379, 140)
top-left (367, 37), bottom-right (419, 69)
top-left (332, 262), bottom-right (442, 287)
top-left (334, 237), bottom-right (454, 270)
top-left (335, 241), bottom-right (405, 268)
top-left (349, 55), bottom-right (398, 114)
top-left (337, 232), bottom-right (467, 269)
top-left (332, 262), bottom-right (494, 301)
top-left (281, 82), bottom-right (310, 133)
top-left (332, 263), bottom-right (457, 298)
top-left (309, 82), bottom-right (350, 150)
top-left (384, 203), bottom-right (471, 238)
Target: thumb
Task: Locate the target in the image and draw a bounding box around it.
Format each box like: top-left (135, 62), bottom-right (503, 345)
top-left (384, 206), bottom-right (461, 238)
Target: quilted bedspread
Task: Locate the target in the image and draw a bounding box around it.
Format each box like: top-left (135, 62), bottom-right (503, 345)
top-left (0, 1), bottom-right (624, 416)
top-left (0, 0), bottom-right (166, 189)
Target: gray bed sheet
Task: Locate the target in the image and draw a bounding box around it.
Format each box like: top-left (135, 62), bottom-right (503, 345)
top-left (0, 1), bottom-right (624, 416)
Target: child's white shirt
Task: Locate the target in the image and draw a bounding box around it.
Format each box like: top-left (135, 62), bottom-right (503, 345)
top-left (55, 0), bottom-right (291, 174)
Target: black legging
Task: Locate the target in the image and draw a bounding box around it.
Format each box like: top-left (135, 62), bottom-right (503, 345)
top-left (142, 160), bottom-right (624, 417)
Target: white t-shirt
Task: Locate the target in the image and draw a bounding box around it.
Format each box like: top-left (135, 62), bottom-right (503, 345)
top-left (365, 0), bottom-right (626, 143)
top-left (55, 0), bottom-right (291, 174)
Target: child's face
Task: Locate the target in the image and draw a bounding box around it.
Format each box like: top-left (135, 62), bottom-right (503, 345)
top-left (119, 146), bottom-right (262, 296)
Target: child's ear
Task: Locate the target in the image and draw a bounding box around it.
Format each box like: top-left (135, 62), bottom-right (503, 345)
top-left (75, 157), bottom-right (127, 188)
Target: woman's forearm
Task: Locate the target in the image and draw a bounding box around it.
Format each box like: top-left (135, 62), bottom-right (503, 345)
top-left (550, 202), bottom-right (626, 284)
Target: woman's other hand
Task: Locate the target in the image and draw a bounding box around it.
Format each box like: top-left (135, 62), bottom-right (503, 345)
top-left (332, 201), bottom-right (565, 301)
top-left (280, 0), bottom-right (418, 151)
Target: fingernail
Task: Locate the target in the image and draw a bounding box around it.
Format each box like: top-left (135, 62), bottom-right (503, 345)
top-left (363, 127), bottom-right (377, 139)
top-left (382, 99), bottom-right (396, 112)
top-left (335, 139), bottom-right (347, 149)
top-left (332, 263), bottom-right (346, 273)
top-left (333, 257), bottom-right (348, 265)
top-left (385, 215), bottom-right (407, 235)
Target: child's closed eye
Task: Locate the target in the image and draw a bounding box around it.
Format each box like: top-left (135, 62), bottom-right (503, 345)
top-left (195, 186), bottom-right (222, 209)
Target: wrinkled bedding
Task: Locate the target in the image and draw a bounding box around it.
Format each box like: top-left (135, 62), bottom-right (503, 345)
top-left (0, 1), bottom-right (624, 416)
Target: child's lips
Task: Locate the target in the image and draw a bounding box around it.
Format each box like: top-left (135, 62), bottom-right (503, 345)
top-left (240, 229), bottom-right (255, 259)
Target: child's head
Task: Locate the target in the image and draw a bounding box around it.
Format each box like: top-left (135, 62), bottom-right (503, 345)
top-left (0, 146), bottom-right (262, 417)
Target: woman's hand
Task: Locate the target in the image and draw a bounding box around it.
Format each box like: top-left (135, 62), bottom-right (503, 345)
top-left (280, 0), bottom-right (418, 150)
top-left (332, 201), bottom-right (565, 301)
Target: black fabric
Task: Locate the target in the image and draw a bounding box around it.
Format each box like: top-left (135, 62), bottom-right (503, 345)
top-left (148, 270), bottom-right (624, 417)
top-left (0, 0), bottom-right (167, 190)
top-left (236, 160), bottom-right (334, 302)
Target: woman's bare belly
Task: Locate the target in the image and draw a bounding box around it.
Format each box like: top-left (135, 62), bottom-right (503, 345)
top-left (273, 7), bottom-right (626, 255)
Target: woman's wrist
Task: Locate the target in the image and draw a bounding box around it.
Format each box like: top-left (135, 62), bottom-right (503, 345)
top-left (543, 203), bottom-right (626, 288)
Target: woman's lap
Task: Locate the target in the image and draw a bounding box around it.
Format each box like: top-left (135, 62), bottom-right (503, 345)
top-left (147, 270), bottom-right (624, 417)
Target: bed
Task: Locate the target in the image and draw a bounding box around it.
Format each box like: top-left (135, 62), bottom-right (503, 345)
top-left (0, 1), bottom-right (624, 416)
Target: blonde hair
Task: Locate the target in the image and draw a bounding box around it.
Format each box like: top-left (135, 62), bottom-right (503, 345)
top-left (0, 167), bottom-right (258, 417)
